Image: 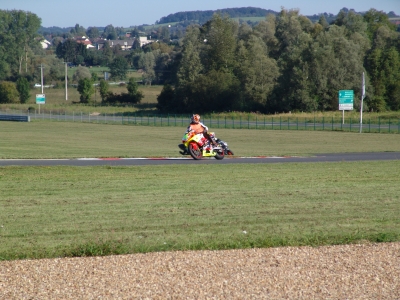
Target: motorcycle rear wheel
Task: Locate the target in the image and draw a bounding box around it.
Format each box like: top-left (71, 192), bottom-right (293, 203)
top-left (188, 143), bottom-right (203, 160)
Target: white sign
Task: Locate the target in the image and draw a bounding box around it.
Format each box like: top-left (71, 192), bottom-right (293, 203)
top-left (36, 94), bottom-right (45, 104)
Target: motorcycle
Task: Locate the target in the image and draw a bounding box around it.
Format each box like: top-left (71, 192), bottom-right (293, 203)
top-left (178, 131), bottom-right (226, 160)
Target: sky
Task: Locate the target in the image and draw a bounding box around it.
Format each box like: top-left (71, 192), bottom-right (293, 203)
top-left (1, 0), bottom-right (399, 28)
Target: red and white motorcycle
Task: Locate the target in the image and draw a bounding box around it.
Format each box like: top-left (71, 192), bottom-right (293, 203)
top-left (178, 131), bottom-right (233, 160)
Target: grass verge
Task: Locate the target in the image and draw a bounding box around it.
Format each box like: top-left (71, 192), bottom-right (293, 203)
top-left (1, 122), bottom-right (400, 159)
top-left (0, 162), bottom-right (399, 260)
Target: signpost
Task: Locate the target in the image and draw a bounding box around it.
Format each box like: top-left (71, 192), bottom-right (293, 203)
top-left (339, 90), bottom-right (354, 124)
top-left (36, 94), bottom-right (45, 114)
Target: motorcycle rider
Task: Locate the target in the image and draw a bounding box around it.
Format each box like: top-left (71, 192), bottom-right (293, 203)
top-left (186, 114), bottom-right (218, 147)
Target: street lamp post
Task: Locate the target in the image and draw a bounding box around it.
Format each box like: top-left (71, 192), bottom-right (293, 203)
top-left (64, 62), bottom-right (69, 100)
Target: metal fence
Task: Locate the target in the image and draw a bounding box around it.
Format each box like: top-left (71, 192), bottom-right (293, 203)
top-left (1, 109), bottom-right (399, 134)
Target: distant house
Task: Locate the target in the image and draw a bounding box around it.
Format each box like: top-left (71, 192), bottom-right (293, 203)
top-left (74, 36), bottom-right (94, 49)
top-left (93, 39), bottom-right (135, 50)
top-left (139, 36), bottom-right (153, 47)
top-left (108, 40), bottom-right (135, 50)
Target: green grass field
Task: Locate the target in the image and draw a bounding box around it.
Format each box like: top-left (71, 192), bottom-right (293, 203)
top-left (1, 123), bottom-right (399, 260)
top-left (1, 161), bottom-right (399, 260)
top-left (2, 122), bottom-right (400, 158)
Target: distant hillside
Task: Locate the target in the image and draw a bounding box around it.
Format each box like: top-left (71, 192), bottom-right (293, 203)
top-left (38, 7), bottom-right (398, 34)
top-left (156, 6), bottom-right (398, 26)
top-left (157, 7), bottom-right (278, 24)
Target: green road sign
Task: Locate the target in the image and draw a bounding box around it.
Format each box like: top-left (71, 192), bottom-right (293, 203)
top-left (36, 94), bottom-right (45, 104)
top-left (338, 90), bottom-right (353, 110)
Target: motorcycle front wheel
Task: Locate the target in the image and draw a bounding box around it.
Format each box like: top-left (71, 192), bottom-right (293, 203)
top-left (214, 149), bottom-right (225, 160)
top-left (188, 143), bottom-right (203, 160)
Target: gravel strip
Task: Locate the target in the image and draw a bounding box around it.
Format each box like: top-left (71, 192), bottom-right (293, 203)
top-left (1, 242), bottom-right (399, 299)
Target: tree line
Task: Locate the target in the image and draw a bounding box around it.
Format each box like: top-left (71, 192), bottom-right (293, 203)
top-left (157, 9), bottom-right (400, 113)
top-left (0, 8), bottom-right (399, 113)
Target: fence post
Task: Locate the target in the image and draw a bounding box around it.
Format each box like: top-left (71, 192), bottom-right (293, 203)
top-left (272, 117), bottom-right (274, 130)
top-left (280, 116), bottom-right (282, 130)
top-left (389, 118), bottom-right (391, 133)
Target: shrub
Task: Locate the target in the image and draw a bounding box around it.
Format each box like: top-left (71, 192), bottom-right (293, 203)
top-left (0, 81), bottom-right (19, 103)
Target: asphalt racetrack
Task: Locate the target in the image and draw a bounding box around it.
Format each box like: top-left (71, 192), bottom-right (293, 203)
top-left (0, 152), bottom-right (399, 166)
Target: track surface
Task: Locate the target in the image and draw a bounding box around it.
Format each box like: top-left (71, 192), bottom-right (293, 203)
top-left (0, 152), bottom-right (399, 166)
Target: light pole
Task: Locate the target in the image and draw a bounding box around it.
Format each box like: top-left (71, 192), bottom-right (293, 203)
top-left (40, 64), bottom-right (44, 94)
top-left (64, 62), bottom-right (69, 100)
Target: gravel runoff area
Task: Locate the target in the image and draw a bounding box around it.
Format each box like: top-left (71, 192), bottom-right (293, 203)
top-left (1, 242), bottom-right (399, 299)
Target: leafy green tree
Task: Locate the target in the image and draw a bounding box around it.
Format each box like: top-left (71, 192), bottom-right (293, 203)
top-left (126, 77), bottom-right (144, 103)
top-left (102, 41), bottom-right (114, 65)
top-left (16, 77), bottom-right (30, 103)
top-left (103, 24), bottom-right (117, 40)
top-left (0, 60), bottom-right (11, 81)
top-left (72, 23), bottom-right (86, 35)
top-left (157, 84), bottom-right (176, 112)
top-left (132, 39), bottom-right (141, 50)
top-left (309, 25), bottom-right (366, 111)
top-left (109, 56), bottom-right (129, 80)
top-left (235, 35), bottom-right (279, 110)
top-left (365, 18), bottom-right (400, 110)
top-left (99, 79), bottom-right (109, 103)
top-left (182, 69), bottom-right (241, 113)
top-left (138, 52), bottom-right (156, 85)
top-left (253, 14), bottom-right (279, 57)
top-left (363, 9), bottom-right (396, 41)
top-left (0, 81), bottom-right (19, 103)
top-left (176, 40), bottom-right (203, 86)
top-left (91, 72), bottom-right (99, 83)
top-left (86, 26), bottom-right (100, 39)
top-left (72, 66), bottom-right (92, 83)
top-left (56, 39), bottom-right (78, 63)
top-left (202, 14), bottom-right (238, 72)
top-left (159, 26), bottom-right (170, 43)
top-left (269, 9), bottom-right (315, 112)
top-left (0, 10), bottom-right (41, 79)
top-left (77, 78), bottom-right (94, 103)
top-left (48, 66), bottom-right (61, 82)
